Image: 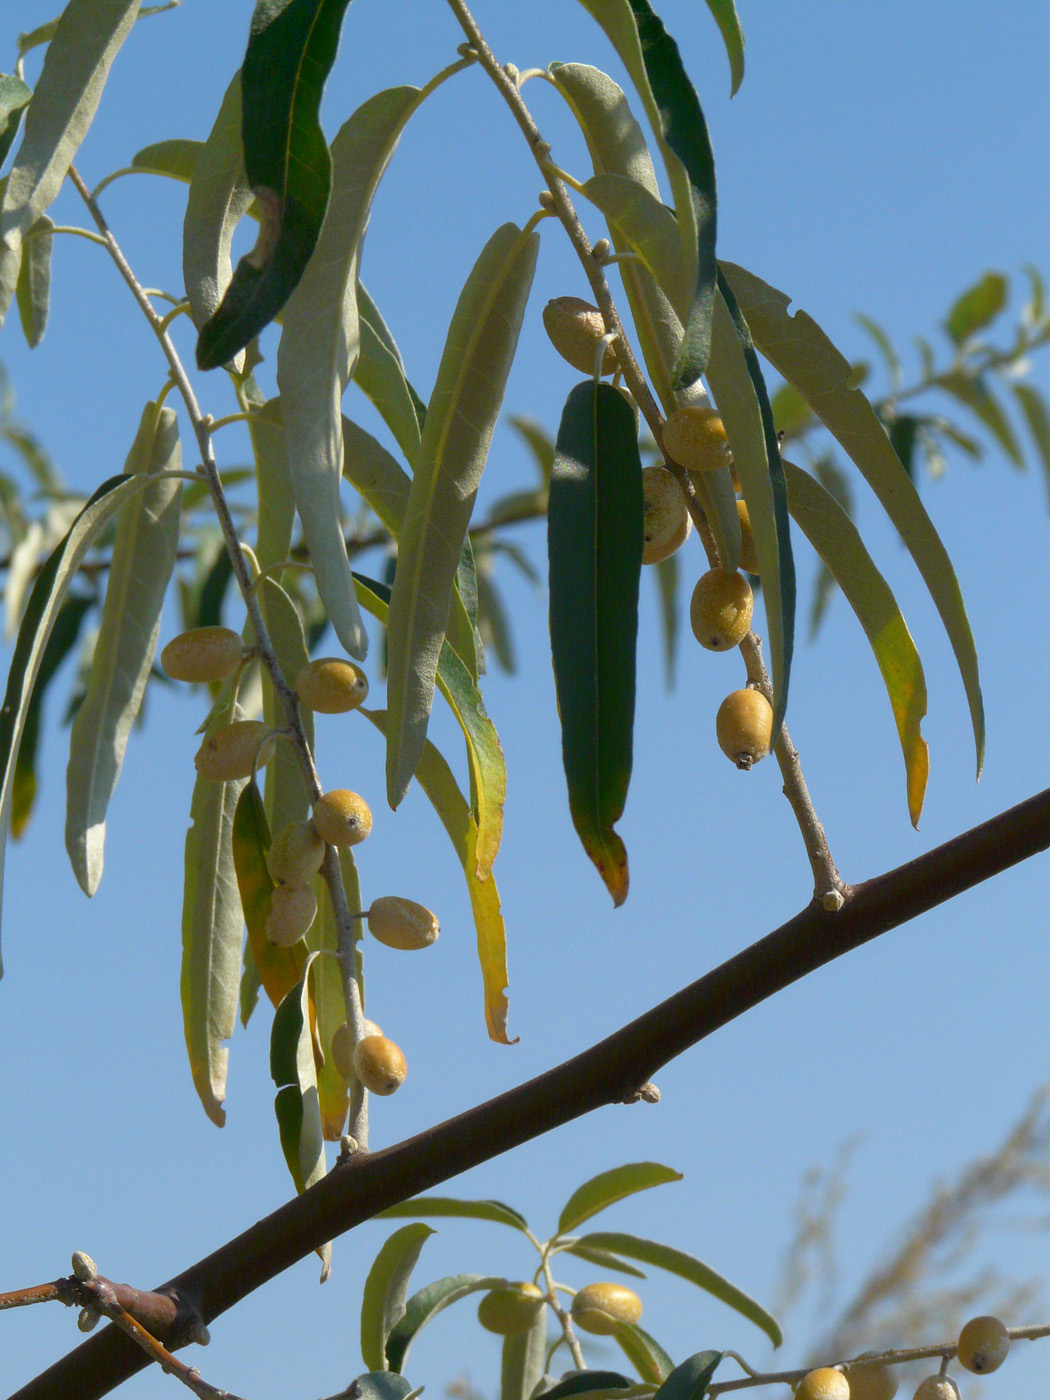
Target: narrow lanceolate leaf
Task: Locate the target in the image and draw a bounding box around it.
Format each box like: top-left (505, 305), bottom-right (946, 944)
top-left (132, 136), bottom-right (202, 183)
top-left (721, 259), bottom-right (985, 776)
top-left (704, 0), bottom-right (745, 95)
top-left (945, 270), bottom-right (1008, 345)
top-left (0, 75), bottom-right (32, 169)
top-left (707, 276), bottom-right (795, 738)
top-left (0, 472), bottom-right (152, 963)
top-left (501, 1303), bottom-right (548, 1400)
top-left (557, 1162), bottom-right (682, 1236)
top-left (578, 1232), bottom-right (782, 1347)
top-left (0, 0), bottom-right (141, 327)
top-left (270, 951), bottom-right (331, 1276)
top-left (353, 573), bottom-right (505, 879)
top-left (356, 281), bottom-right (426, 464)
top-left (581, 173), bottom-right (691, 316)
top-left (651, 1351), bottom-right (723, 1400)
top-left (376, 1197), bottom-right (530, 1231)
top-left (277, 85), bottom-right (431, 660)
top-left (535, 1375), bottom-right (644, 1400)
top-left (181, 711), bottom-right (247, 1127)
top-left (232, 779), bottom-right (305, 1010)
top-left (360, 708), bottom-right (513, 1043)
top-left (784, 459), bottom-right (929, 827)
top-left (549, 382), bottom-right (643, 907)
top-left (937, 370), bottom-right (1024, 468)
top-left (182, 72), bottom-right (254, 370)
top-left (557, 1239), bottom-right (646, 1279)
top-left (305, 851), bottom-right (357, 1140)
top-left (360, 1224), bottom-right (436, 1373)
top-left (624, 0), bottom-right (718, 389)
top-left (386, 223), bottom-right (538, 806)
top-left (196, 0), bottom-right (354, 369)
top-left (15, 216), bottom-right (52, 347)
top-left (385, 1274), bottom-right (509, 1374)
top-left (259, 574), bottom-right (313, 839)
top-left (65, 403), bottom-right (182, 895)
top-left (614, 1323), bottom-right (674, 1384)
top-left (1013, 382), bottom-right (1050, 507)
top-left (250, 397), bottom-right (297, 571)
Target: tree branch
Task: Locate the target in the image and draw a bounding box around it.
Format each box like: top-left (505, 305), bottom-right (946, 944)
top-left (15, 784), bottom-right (1050, 1400)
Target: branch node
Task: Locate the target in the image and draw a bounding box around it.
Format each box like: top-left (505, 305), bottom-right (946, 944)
top-left (70, 1252), bottom-right (97, 1284)
top-left (624, 1081), bottom-right (661, 1104)
top-left (822, 888), bottom-right (846, 912)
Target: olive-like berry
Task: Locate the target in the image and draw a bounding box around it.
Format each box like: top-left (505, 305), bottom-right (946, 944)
top-left (366, 896), bottom-right (439, 950)
top-left (161, 626), bottom-right (245, 684)
top-left (312, 790), bottom-right (372, 847)
top-left (716, 689), bottom-right (773, 770)
top-left (737, 499), bottom-right (760, 575)
top-left (641, 465), bottom-right (692, 564)
top-left (542, 296), bottom-right (618, 375)
top-left (330, 1022), bottom-right (355, 1080)
top-left (267, 820), bottom-right (326, 887)
top-left (476, 1282), bottom-right (545, 1335)
top-left (265, 884), bottom-right (317, 946)
top-left (911, 1378), bottom-right (960, 1400)
top-left (570, 1282), bottom-right (642, 1335)
top-left (956, 1315), bottom-right (1010, 1374)
top-left (843, 1356), bottom-right (898, 1400)
top-left (295, 658), bottom-right (369, 714)
top-left (795, 1370), bottom-right (850, 1400)
top-left (194, 720), bottom-right (275, 782)
top-left (663, 404), bottom-right (730, 474)
top-left (352, 1034), bottom-right (407, 1096)
top-left (689, 569), bottom-right (753, 651)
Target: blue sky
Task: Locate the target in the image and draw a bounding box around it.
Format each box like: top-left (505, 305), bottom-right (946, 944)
top-left (0, 3), bottom-right (1048, 1398)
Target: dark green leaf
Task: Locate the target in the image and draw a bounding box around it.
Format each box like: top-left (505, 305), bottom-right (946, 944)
top-left (1013, 382), bottom-right (1050, 507)
top-left (945, 270), bottom-right (1008, 345)
top-left (375, 1196), bottom-right (529, 1230)
top-left (476, 568), bottom-right (515, 674)
top-left (385, 1273), bottom-right (508, 1374)
top-left (614, 1322), bottom-right (674, 1383)
top-left (339, 1374), bottom-right (415, 1400)
top-left (937, 370), bottom-right (1023, 468)
top-left (232, 779), bottom-right (305, 1010)
top-left (0, 75), bottom-right (32, 172)
top-left (703, 0), bottom-right (745, 95)
top-left (360, 1223), bottom-right (436, 1373)
top-left (888, 414), bottom-right (920, 480)
top-left (625, 0), bottom-right (717, 389)
top-left (549, 382), bottom-right (643, 907)
top-left (557, 1162), bottom-right (681, 1236)
top-left (535, 1373), bottom-right (637, 1400)
top-left (196, 544), bottom-right (234, 629)
top-left (653, 551), bottom-right (677, 690)
top-left (651, 1351), bottom-right (722, 1400)
top-left (196, 0), bottom-right (355, 368)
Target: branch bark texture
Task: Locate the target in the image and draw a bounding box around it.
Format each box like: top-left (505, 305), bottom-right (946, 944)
top-left (14, 785), bottom-right (1050, 1400)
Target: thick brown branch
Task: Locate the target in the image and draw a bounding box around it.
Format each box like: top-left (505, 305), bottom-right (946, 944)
top-left (14, 785), bottom-right (1050, 1400)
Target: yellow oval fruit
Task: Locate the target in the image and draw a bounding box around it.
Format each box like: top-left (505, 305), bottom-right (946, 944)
top-left (477, 1283), bottom-right (545, 1335)
top-left (570, 1282), bottom-right (642, 1335)
top-left (737, 500), bottom-right (759, 575)
top-left (663, 404), bottom-right (730, 473)
top-left (265, 884), bottom-right (317, 946)
top-left (330, 1022), bottom-right (355, 1080)
top-left (795, 1369), bottom-right (850, 1400)
top-left (367, 896), bottom-right (439, 950)
top-left (956, 1315), bottom-right (1010, 1374)
top-left (194, 720), bottom-right (275, 782)
top-left (641, 465), bottom-right (692, 564)
top-left (161, 626), bottom-right (244, 684)
top-left (843, 1356), bottom-right (898, 1400)
top-left (267, 820), bottom-right (326, 887)
top-left (542, 296), bottom-right (617, 375)
top-left (312, 790), bottom-right (372, 847)
top-left (295, 658), bottom-right (369, 714)
top-left (352, 1034), bottom-right (407, 1096)
top-left (689, 569), bottom-right (753, 650)
top-left (911, 1378), bottom-right (960, 1400)
top-left (716, 689), bottom-right (773, 770)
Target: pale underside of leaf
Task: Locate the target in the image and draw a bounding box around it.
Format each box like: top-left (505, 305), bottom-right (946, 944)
top-left (0, 0), bottom-right (141, 325)
top-left (721, 259), bottom-right (985, 776)
top-left (65, 404), bottom-right (182, 894)
top-left (360, 1222), bottom-right (436, 1373)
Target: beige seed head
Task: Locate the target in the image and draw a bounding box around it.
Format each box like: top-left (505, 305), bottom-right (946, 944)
top-left (265, 884), bottom-right (317, 946)
top-left (663, 404), bottom-right (730, 473)
top-left (366, 896), bottom-right (439, 950)
top-left (542, 296), bottom-right (618, 375)
top-left (716, 689), bottom-right (774, 770)
top-left (641, 465), bottom-right (692, 564)
top-left (689, 569), bottom-right (753, 650)
top-left (295, 658), bottom-right (369, 713)
top-left (570, 1282), bottom-right (643, 1335)
top-left (161, 626), bottom-right (245, 684)
top-left (266, 820), bottom-right (325, 887)
top-left (194, 721), bottom-right (275, 782)
top-left (312, 790), bottom-right (372, 847)
top-left (352, 1034), bottom-right (407, 1096)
